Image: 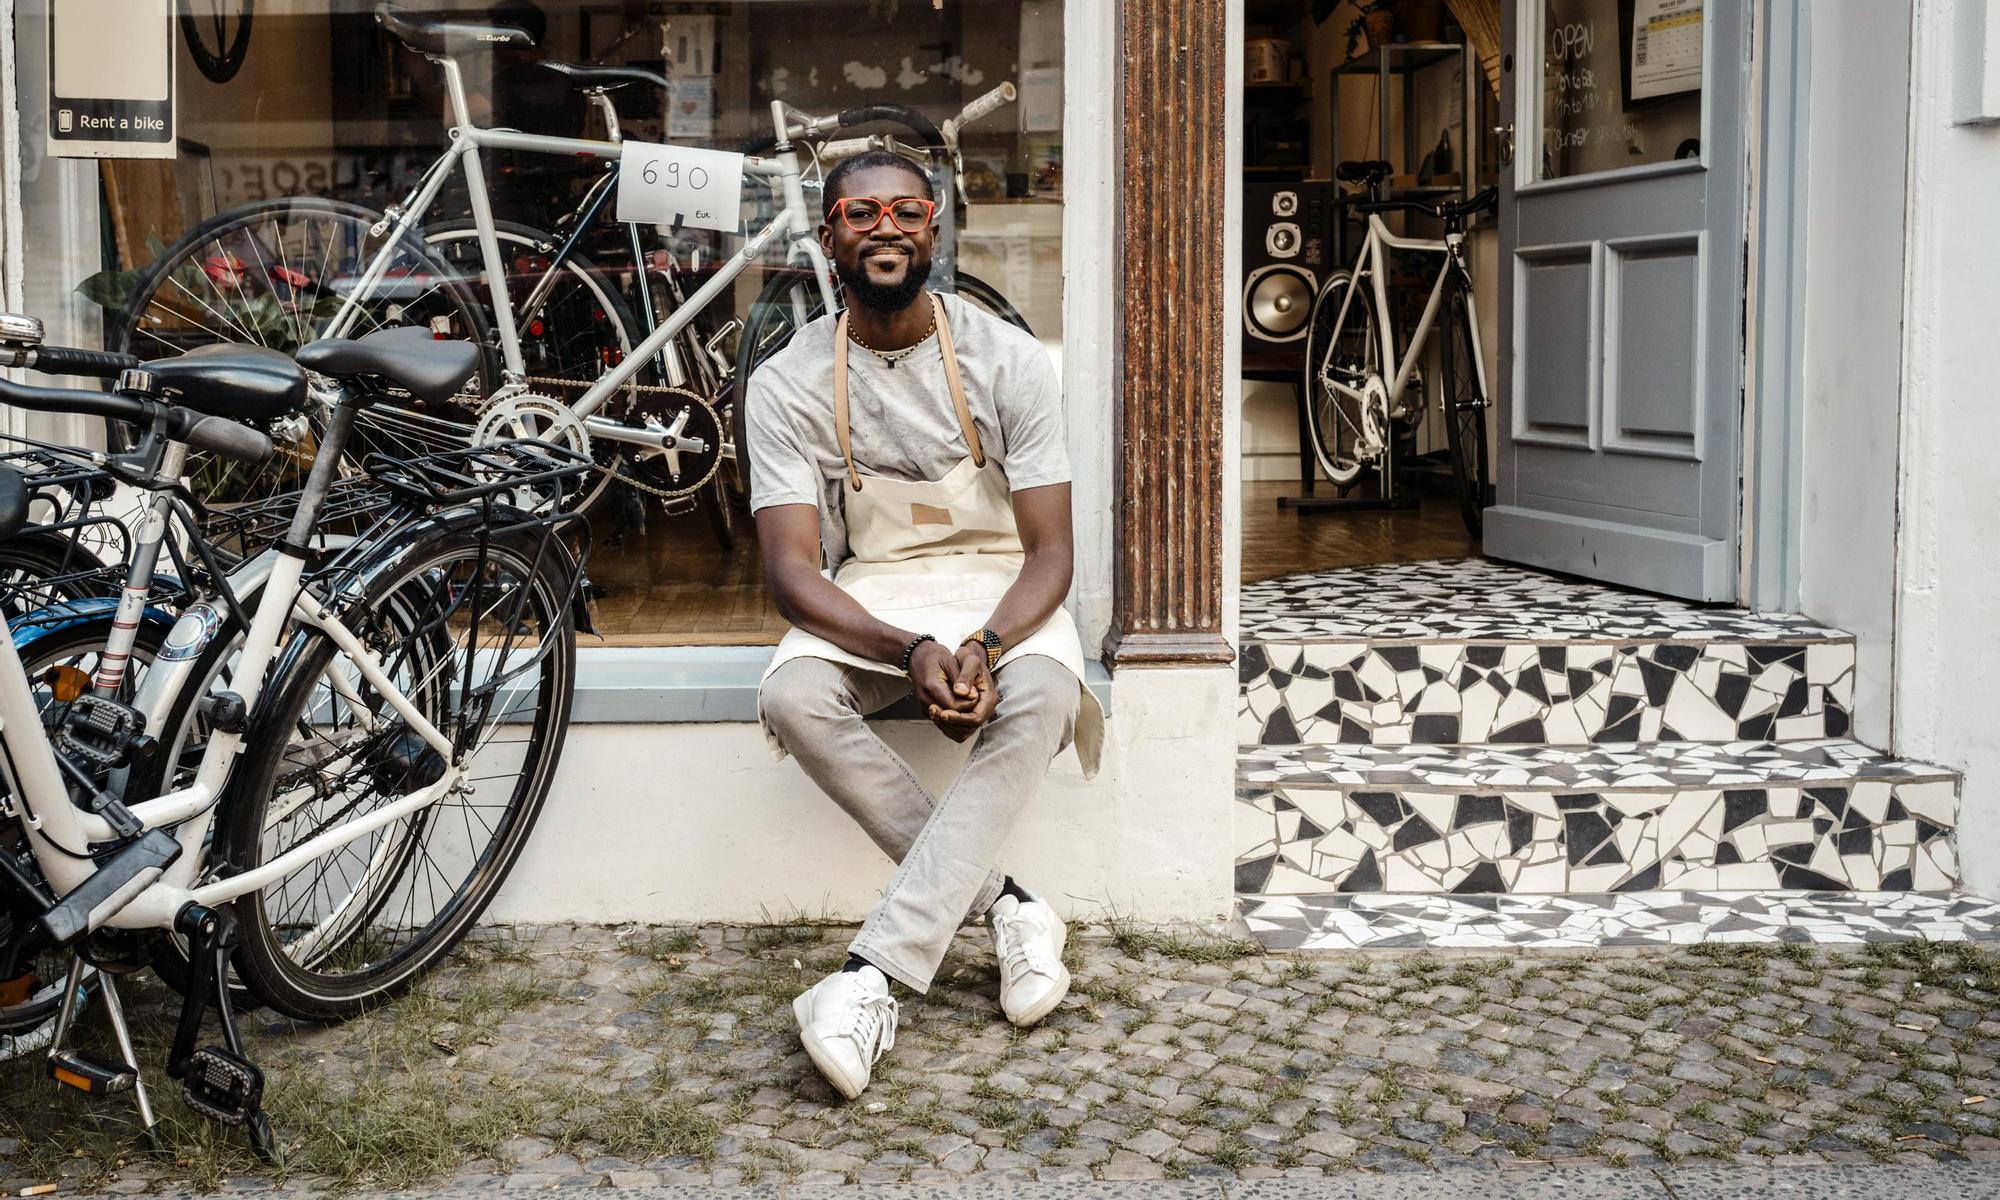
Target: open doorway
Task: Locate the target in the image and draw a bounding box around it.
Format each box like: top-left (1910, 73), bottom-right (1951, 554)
top-left (1239, 0), bottom-right (1503, 583)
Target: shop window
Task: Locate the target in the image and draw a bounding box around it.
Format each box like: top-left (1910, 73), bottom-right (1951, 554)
top-left (18, 0), bottom-right (1064, 647)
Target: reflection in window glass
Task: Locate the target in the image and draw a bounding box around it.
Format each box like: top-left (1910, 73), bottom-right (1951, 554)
top-left (50, 1), bottom-right (1063, 646)
top-left (1537, 0), bottom-right (1701, 181)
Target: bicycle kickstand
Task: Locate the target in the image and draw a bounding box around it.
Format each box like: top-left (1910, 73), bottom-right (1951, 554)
top-left (45, 954), bottom-right (161, 1145)
top-left (167, 904), bottom-right (279, 1164)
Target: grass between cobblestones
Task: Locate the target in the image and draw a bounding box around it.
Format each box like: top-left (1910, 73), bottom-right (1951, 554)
top-left (5, 924), bottom-right (2000, 1193)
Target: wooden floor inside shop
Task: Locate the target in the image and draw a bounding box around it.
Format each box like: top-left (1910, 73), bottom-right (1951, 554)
top-left (1240, 480), bottom-right (1479, 583)
top-left (585, 502), bottom-right (790, 646)
top-left (584, 481), bottom-right (1479, 643)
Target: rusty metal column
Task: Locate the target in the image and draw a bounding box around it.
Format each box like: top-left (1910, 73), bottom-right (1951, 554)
top-left (1106, 0), bottom-right (1234, 668)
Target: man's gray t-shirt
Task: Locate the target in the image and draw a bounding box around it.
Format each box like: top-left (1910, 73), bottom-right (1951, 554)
top-left (745, 291), bottom-right (1069, 567)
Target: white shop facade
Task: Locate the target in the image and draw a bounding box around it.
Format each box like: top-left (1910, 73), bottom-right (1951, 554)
top-left (1, 0), bottom-right (1997, 935)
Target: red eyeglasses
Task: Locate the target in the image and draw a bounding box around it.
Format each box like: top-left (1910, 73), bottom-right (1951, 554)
top-left (834, 196), bottom-right (938, 234)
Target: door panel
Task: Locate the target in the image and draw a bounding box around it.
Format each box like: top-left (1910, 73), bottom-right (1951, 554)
top-left (1491, 0), bottom-right (1746, 601)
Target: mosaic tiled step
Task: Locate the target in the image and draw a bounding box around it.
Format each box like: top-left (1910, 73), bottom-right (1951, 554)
top-left (1239, 560), bottom-right (1855, 747)
top-left (1242, 559), bottom-right (1848, 643)
top-left (1239, 635), bottom-right (1856, 746)
top-left (1239, 890), bottom-right (2000, 951)
top-left (1233, 740), bottom-right (1959, 897)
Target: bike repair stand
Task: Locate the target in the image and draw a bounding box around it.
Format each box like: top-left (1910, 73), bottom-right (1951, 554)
top-left (1277, 425), bottom-right (1421, 514)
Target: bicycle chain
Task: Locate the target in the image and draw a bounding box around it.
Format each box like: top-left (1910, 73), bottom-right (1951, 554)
top-left (522, 375), bottom-right (724, 501)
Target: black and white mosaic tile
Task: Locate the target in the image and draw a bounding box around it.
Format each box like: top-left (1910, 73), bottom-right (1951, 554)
top-left (1233, 752), bottom-right (1959, 896)
top-left (1238, 739), bottom-right (1950, 790)
top-left (1238, 891), bottom-right (2000, 951)
top-left (1242, 559), bottom-right (1848, 643)
top-left (1239, 636), bottom-right (1856, 746)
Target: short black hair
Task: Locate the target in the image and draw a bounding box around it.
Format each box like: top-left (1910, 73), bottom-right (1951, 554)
top-left (822, 151), bottom-right (935, 220)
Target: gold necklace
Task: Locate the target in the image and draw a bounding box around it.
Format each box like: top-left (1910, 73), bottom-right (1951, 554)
top-left (847, 305), bottom-right (937, 370)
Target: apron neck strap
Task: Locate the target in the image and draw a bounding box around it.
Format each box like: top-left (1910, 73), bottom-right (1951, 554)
top-left (833, 292), bottom-right (984, 494)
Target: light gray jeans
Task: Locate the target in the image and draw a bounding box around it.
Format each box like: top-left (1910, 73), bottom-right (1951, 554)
top-left (760, 653), bottom-right (1080, 992)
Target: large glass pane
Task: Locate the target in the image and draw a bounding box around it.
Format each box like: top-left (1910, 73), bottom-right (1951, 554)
top-left (1536, 0), bottom-right (1702, 182)
top-left (20, 0), bottom-right (1064, 646)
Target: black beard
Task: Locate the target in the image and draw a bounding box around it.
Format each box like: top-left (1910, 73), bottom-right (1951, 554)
top-left (835, 251), bottom-right (932, 313)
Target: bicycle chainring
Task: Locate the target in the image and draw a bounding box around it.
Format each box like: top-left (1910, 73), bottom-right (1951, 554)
top-left (470, 394), bottom-right (594, 512)
top-left (618, 388), bottom-right (723, 500)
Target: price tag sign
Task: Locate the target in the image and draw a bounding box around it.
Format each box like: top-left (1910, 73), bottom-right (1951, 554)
top-left (616, 141), bottom-right (745, 233)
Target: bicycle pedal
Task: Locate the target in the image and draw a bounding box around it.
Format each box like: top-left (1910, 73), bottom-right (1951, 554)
top-left (49, 1049), bottom-right (136, 1096)
top-left (181, 1046), bottom-right (264, 1126)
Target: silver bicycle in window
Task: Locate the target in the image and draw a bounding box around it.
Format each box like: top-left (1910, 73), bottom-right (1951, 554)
top-left (1303, 166), bottom-right (1497, 536)
top-left (107, 2), bottom-right (1021, 526)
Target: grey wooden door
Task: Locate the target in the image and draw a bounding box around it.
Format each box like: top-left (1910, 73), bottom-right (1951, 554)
top-left (1489, 0), bottom-right (1748, 601)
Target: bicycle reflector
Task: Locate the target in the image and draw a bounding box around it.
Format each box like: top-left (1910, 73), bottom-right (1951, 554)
top-left (41, 664), bottom-right (87, 703)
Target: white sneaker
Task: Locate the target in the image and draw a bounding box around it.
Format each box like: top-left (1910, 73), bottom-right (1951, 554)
top-left (792, 966), bottom-right (898, 1099)
top-left (989, 888), bottom-right (1071, 1027)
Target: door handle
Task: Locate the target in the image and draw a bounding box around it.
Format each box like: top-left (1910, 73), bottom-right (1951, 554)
top-left (1491, 124), bottom-right (1515, 166)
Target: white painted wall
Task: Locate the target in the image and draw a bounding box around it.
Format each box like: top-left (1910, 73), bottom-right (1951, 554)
top-left (1895, 0), bottom-right (2000, 896)
top-left (1793, 2), bottom-right (1912, 749)
top-left (492, 668), bottom-right (1238, 925)
top-left (1064, 0), bottom-right (1116, 654)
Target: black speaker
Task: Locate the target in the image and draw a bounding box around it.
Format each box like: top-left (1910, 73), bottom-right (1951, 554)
top-left (1242, 180), bottom-right (1332, 353)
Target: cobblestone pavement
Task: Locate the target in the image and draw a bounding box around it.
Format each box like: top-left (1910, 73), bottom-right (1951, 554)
top-left (6, 922), bottom-right (2000, 1194)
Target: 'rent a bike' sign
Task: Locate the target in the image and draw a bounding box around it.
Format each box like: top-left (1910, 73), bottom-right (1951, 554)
top-left (48, 0), bottom-right (177, 159)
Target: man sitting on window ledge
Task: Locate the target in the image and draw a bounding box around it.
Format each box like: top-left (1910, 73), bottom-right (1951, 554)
top-left (748, 150), bottom-right (1104, 1099)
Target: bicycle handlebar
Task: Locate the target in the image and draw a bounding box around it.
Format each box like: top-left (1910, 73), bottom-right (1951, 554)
top-left (25, 345), bottom-right (143, 380)
top-left (741, 85), bottom-right (1016, 159)
top-left (1353, 186), bottom-right (1499, 223)
top-left (0, 376), bottom-right (274, 466)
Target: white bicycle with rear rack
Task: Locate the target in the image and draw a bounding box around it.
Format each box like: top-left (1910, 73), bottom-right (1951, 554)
top-left (0, 324), bottom-right (587, 1159)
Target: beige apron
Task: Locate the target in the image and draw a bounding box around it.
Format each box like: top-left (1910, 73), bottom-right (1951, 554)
top-left (759, 294), bottom-right (1104, 778)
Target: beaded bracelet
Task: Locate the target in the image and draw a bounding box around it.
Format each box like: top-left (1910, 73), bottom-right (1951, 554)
top-left (900, 633), bottom-right (938, 676)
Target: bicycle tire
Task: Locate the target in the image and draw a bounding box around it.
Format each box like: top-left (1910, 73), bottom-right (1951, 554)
top-left (1, 621), bottom-right (168, 1036)
top-left (222, 525), bottom-right (576, 1021)
top-left (105, 196), bottom-right (497, 508)
top-left (1302, 269), bottom-right (1382, 488)
top-left (0, 533), bottom-right (117, 623)
top-left (179, 1), bottom-right (252, 85)
top-left (422, 220), bottom-right (640, 517)
top-left (953, 271), bottom-right (1033, 336)
top-left (1441, 283), bottom-right (1491, 538)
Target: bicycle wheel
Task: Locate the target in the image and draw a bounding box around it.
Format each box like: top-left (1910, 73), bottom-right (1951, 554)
top-left (0, 533), bottom-right (116, 623)
top-left (423, 221), bottom-right (638, 515)
top-left (107, 197), bottom-right (497, 508)
top-left (1441, 283), bottom-right (1491, 538)
top-left (733, 269), bottom-right (830, 506)
top-left (222, 525), bottom-right (576, 1020)
top-left (1302, 269), bottom-right (1383, 488)
top-left (1, 621), bottom-right (167, 1039)
top-left (953, 271), bottom-right (1033, 335)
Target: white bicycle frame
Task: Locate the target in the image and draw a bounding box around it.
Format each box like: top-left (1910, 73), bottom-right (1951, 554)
top-left (1323, 212), bottom-right (1491, 418)
top-left (0, 535), bottom-right (460, 934)
top-left (321, 50), bottom-right (839, 456)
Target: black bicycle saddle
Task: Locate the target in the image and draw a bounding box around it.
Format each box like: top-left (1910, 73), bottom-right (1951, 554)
top-left (540, 61), bottom-right (668, 92)
top-left (1336, 159), bottom-right (1393, 183)
top-left (375, 3), bottom-right (535, 56)
top-left (297, 327), bottom-right (482, 406)
top-left (147, 344), bottom-right (308, 423)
